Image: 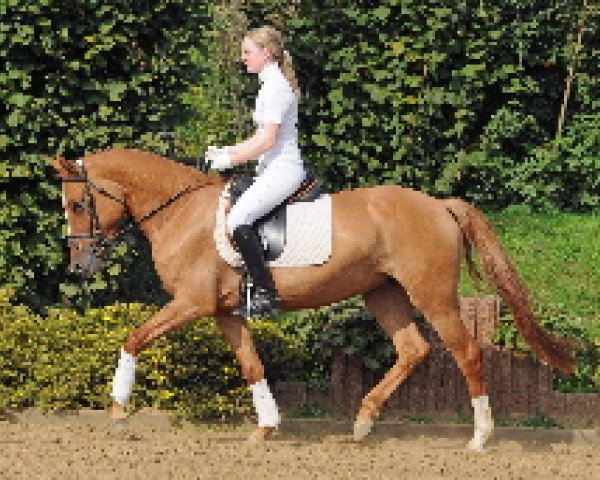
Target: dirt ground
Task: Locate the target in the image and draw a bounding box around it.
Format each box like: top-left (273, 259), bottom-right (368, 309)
top-left (0, 419), bottom-right (597, 480)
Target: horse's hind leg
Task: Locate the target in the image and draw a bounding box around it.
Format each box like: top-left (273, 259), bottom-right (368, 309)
top-left (407, 283), bottom-right (494, 451)
top-left (355, 279), bottom-right (431, 441)
top-left (216, 315), bottom-right (279, 443)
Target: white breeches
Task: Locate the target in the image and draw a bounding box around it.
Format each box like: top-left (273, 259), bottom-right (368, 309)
top-left (226, 162), bottom-right (306, 235)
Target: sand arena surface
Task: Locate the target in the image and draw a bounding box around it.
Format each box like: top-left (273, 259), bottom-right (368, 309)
top-left (0, 421), bottom-right (597, 480)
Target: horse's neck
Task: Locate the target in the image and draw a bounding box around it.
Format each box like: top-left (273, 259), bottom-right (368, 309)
top-left (90, 149), bottom-right (216, 237)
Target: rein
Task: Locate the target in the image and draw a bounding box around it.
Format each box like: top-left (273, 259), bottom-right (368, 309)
top-left (107, 182), bottom-right (202, 246)
top-left (63, 160), bottom-right (208, 255)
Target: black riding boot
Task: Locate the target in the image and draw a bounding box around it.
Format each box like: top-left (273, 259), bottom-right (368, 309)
top-left (231, 224), bottom-right (280, 318)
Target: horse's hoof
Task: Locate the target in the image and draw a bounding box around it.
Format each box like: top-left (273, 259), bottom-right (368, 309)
top-left (466, 438), bottom-right (486, 452)
top-left (247, 426), bottom-right (277, 443)
top-left (0, 411), bottom-right (19, 424)
top-left (110, 417), bottom-right (129, 434)
top-left (353, 418), bottom-right (374, 442)
top-left (466, 429), bottom-right (492, 452)
top-left (467, 416), bottom-right (494, 452)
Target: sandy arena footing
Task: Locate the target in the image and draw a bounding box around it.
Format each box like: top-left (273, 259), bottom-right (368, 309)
top-left (1, 410), bottom-right (597, 479)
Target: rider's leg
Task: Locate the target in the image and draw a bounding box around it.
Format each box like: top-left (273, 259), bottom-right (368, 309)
top-left (232, 223), bottom-right (280, 315)
top-left (226, 162), bottom-right (306, 234)
top-left (226, 162), bottom-right (305, 316)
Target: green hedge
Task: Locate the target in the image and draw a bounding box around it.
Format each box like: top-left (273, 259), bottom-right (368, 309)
top-left (3, 1), bottom-right (598, 311)
top-left (239, 1), bottom-right (600, 210)
top-left (0, 288), bottom-right (306, 421)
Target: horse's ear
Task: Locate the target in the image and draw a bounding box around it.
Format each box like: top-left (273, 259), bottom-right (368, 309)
top-left (49, 156), bottom-right (80, 177)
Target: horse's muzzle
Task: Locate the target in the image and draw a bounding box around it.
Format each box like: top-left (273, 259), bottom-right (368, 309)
top-left (70, 251), bottom-right (103, 277)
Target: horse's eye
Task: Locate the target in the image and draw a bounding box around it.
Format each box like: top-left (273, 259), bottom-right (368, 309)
top-left (73, 201), bottom-right (85, 213)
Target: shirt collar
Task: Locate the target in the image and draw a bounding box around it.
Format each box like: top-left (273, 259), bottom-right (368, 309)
top-left (258, 62), bottom-right (280, 84)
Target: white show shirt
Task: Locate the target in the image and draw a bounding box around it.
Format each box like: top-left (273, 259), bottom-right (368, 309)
top-left (226, 63), bottom-right (306, 233)
top-left (253, 63), bottom-right (303, 174)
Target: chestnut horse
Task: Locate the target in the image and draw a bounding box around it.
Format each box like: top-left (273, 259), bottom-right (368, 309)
top-left (51, 148), bottom-right (576, 450)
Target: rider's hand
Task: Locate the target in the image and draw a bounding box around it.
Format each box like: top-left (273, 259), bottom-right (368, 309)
top-left (205, 146), bottom-right (232, 171)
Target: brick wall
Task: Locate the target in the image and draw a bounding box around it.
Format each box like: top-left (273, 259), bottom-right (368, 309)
top-left (273, 297), bottom-right (600, 423)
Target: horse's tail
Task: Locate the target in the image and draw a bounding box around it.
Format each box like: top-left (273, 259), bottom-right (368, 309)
top-left (443, 198), bottom-right (578, 374)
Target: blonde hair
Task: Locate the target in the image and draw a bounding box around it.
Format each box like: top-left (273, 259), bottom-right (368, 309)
top-left (245, 25), bottom-right (300, 96)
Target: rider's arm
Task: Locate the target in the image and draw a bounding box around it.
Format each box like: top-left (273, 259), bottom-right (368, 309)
top-left (227, 123), bottom-right (279, 166)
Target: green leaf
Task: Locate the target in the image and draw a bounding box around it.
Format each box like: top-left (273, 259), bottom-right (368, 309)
top-left (106, 82), bottom-right (127, 102)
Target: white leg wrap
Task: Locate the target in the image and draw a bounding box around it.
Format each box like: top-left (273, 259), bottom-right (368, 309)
top-left (468, 395), bottom-right (494, 452)
top-left (250, 379), bottom-right (280, 428)
top-left (110, 348), bottom-right (137, 406)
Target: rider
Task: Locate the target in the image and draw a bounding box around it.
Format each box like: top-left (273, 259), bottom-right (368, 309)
top-left (205, 25), bottom-right (307, 317)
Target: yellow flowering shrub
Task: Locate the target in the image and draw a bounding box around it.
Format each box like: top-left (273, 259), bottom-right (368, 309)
top-left (0, 289), bottom-right (305, 420)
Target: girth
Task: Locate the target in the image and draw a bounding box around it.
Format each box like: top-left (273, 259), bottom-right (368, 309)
top-left (228, 173), bottom-right (323, 261)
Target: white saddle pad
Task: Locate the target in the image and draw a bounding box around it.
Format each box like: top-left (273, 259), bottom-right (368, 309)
top-left (213, 183), bottom-right (332, 267)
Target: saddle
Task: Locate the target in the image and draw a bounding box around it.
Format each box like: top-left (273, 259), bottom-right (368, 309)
top-left (227, 172), bottom-right (323, 261)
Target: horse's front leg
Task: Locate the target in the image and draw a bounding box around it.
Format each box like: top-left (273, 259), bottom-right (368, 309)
top-left (110, 299), bottom-right (205, 427)
top-left (216, 315), bottom-right (280, 442)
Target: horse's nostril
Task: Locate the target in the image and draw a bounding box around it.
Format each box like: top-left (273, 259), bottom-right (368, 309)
top-left (71, 262), bottom-right (83, 274)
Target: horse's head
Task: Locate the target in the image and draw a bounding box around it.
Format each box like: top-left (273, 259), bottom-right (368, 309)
top-left (50, 155), bottom-right (128, 277)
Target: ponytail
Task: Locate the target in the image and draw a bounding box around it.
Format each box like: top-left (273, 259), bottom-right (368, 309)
top-left (281, 49), bottom-right (301, 97)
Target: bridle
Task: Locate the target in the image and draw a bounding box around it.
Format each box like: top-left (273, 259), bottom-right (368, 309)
top-left (61, 159), bottom-right (202, 260)
top-left (62, 161), bottom-right (124, 256)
